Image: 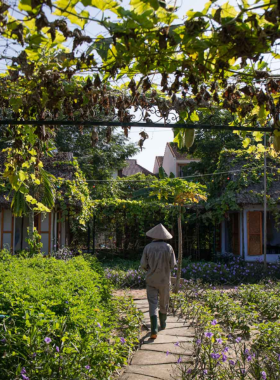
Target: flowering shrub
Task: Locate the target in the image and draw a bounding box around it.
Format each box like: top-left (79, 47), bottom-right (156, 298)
top-left (104, 268), bottom-right (146, 288)
top-left (52, 246), bottom-right (74, 260)
top-left (0, 254), bottom-right (141, 379)
top-left (103, 257), bottom-right (280, 289)
top-left (172, 257), bottom-right (280, 285)
top-left (170, 281), bottom-right (280, 379)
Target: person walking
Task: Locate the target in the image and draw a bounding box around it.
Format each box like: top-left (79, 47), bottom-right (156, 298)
top-left (140, 223), bottom-right (177, 339)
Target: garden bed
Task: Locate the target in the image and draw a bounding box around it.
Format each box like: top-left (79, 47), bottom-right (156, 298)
top-left (171, 281), bottom-right (280, 379)
top-left (102, 257), bottom-right (280, 289)
top-left (0, 253), bottom-right (142, 380)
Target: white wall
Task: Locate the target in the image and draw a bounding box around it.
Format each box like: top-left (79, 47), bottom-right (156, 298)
top-left (162, 145), bottom-right (176, 176)
top-left (153, 158), bottom-right (160, 174)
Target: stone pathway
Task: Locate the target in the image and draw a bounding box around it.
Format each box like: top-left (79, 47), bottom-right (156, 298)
top-left (120, 297), bottom-right (194, 380)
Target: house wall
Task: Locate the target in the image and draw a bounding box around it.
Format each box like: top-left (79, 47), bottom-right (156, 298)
top-left (0, 209), bottom-right (67, 255)
top-left (243, 205), bottom-right (280, 263)
top-left (0, 209), bottom-right (14, 251)
top-left (162, 145), bottom-right (176, 176)
top-left (221, 206), bottom-right (280, 263)
top-left (153, 159), bottom-right (160, 174)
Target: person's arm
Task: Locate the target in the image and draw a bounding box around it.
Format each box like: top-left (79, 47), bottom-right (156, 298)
top-left (140, 246), bottom-right (149, 271)
top-left (170, 246), bottom-right (177, 269)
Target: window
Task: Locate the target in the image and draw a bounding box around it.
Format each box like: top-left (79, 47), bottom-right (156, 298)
top-left (225, 212), bottom-right (240, 255)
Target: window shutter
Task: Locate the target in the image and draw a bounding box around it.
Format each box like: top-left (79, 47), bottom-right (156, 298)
top-left (247, 211), bottom-right (262, 256)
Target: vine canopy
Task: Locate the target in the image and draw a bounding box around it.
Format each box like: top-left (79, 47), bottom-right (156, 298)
top-left (1, 0), bottom-right (280, 209)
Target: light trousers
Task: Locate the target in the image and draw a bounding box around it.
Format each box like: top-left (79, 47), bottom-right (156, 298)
top-left (146, 284), bottom-right (170, 316)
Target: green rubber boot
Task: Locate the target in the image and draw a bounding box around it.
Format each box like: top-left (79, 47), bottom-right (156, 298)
top-left (159, 311), bottom-right (167, 330)
top-left (150, 315), bottom-right (158, 339)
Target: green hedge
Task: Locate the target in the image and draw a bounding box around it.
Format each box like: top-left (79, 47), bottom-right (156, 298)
top-left (0, 254), bottom-right (141, 379)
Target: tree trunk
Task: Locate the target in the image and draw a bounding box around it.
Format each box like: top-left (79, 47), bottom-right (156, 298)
top-left (175, 206), bottom-right (183, 293)
top-left (28, 208), bottom-right (34, 241)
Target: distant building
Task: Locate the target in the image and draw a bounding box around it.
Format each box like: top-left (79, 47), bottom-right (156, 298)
top-left (0, 152), bottom-right (75, 254)
top-left (153, 142), bottom-right (200, 177)
top-left (113, 159), bottom-right (154, 178)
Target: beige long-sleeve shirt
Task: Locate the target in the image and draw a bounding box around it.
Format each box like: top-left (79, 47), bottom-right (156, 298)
top-left (140, 241), bottom-right (177, 286)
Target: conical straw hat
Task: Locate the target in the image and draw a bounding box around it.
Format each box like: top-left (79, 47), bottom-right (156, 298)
top-left (146, 223), bottom-right (173, 240)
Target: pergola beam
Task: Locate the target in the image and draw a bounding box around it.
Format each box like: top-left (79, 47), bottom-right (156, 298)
top-left (0, 120), bottom-right (274, 132)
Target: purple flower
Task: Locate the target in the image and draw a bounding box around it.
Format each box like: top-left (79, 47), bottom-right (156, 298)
top-left (44, 337), bottom-right (51, 344)
top-left (278, 354), bottom-right (280, 361)
top-left (187, 369), bottom-right (192, 374)
top-left (1, 338), bottom-right (6, 344)
top-left (196, 339), bottom-right (201, 345)
top-left (205, 332), bottom-right (214, 338)
top-left (247, 355), bottom-right (252, 362)
top-left (216, 338), bottom-right (223, 344)
top-left (211, 353), bottom-right (220, 360)
top-left (56, 346), bottom-right (60, 352)
top-left (177, 357), bottom-right (182, 364)
top-left (85, 365), bottom-right (90, 370)
top-left (120, 337), bottom-right (126, 344)
top-left (97, 323), bottom-right (101, 328)
top-left (166, 351), bottom-right (169, 356)
top-left (211, 319), bottom-right (217, 325)
top-left (235, 337), bottom-right (242, 343)
top-left (223, 347), bottom-right (229, 353)
top-left (222, 354), bottom-right (227, 362)
top-left (22, 376), bottom-right (29, 380)
top-left (203, 369), bottom-right (208, 374)
top-left (229, 360), bottom-right (235, 366)
top-left (174, 342), bottom-right (179, 347)
top-left (241, 369), bottom-right (246, 375)
top-left (21, 368), bottom-right (27, 375)
top-left (261, 371), bottom-right (267, 380)
top-left (32, 353), bottom-right (36, 358)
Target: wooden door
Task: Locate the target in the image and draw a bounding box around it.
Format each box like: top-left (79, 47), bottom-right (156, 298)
top-left (247, 211), bottom-right (262, 256)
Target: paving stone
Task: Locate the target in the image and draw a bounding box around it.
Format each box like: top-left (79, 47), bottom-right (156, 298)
top-left (138, 307), bottom-right (149, 312)
top-left (158, 327), bottom-right (195, 337)
top-left (131, 350), bottom-right (193, 365)
top-left (134, 300), bottom-right (149, 305)
top-left (120, 373), bottom-right (156, 380)
top-left (142, 334), bottom-right (193, 344)
top-left (126, 364), bottom-right (180, 380)
top-left (141, 342), bottom-right (192, 355)
top-left (144, 323), bottom-right (190, 330)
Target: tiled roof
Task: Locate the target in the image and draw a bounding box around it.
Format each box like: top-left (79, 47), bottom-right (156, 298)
top-left (121, 159), bottom-right (154, 177)
top-left (167, 143), bottom-right (194, 160)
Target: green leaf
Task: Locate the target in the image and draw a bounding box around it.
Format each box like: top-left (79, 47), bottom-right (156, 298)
top-left (242, 138), bottom-right (251, 148)
top-left (258, 104), bottom-right (267, 126)
top-left (221, 2), bottom-right (238, 19)
top-left (252, 131), bottom-right (263, 142)
top-left (190, 111), bottom-right (199, 122)
top-left (81, 0), bottom-right (118, 11)
top-left (131, 0), bottom-right (159, 14)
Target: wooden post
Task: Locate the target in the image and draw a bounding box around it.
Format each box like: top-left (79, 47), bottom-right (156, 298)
top-left (175, 205), bottom-right (182, 294)
top-left (92, 215), bottom-right (96, 255)
top-left (264, 133), bottom-right (267, 271)
top-left (87, 222), bottom-right (90, 253)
